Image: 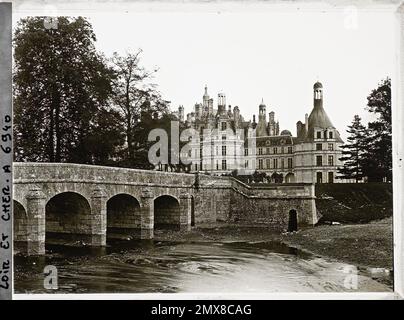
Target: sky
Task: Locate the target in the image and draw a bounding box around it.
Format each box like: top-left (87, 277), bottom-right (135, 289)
top-left (13, 1), bottom-right (396, 142)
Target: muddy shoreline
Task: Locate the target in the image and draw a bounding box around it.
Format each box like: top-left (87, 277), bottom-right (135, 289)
top-left (152, 219), bottom-right (393, 288)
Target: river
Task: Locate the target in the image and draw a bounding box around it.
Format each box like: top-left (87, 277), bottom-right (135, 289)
top-left (14, 239), bottom-right (392, 294)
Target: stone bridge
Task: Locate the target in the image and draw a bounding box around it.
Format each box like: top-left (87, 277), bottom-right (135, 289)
top-left (13, 163), bottom-right (318, 255)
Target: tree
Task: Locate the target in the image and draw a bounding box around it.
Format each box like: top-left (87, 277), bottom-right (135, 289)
top-left (362, 78), bottom-right (392, 182)
top-left (338, 115), bottom-right (368, 182)
top-left (13, 17), bottom-right (122, 164)
top-left (110, 51), bottom-right (169, 168)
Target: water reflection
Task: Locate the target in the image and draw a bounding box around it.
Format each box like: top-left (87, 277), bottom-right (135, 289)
top-left (14, 239), bottom-right (392, 294)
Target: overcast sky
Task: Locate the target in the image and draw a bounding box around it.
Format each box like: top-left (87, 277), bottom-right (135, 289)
top-left (13, 1), bottom-right (396, 141)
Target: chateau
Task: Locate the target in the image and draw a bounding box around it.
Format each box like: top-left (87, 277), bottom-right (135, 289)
top-left (174, 82), bottom-right (344, 183)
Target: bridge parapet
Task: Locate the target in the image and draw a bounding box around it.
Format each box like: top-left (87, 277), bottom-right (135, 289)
top-left (13, 162), bottom-right (197, 187)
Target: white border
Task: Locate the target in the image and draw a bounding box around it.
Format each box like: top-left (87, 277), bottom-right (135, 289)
top-left (7, 0), bottom-right (404, 300)
top-left (393, 2), bottom-right (404, 299)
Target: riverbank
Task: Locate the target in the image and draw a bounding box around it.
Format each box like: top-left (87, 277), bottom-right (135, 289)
top-left (281, 218), bottom-right (393, 271)
top-left (154, 218), bottom-right (393, 283)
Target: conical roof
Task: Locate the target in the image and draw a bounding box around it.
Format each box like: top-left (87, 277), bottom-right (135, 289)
top-left (308, 105), bottom-right (334, 129)
top-left (305, 104), bottom-right (343, 142)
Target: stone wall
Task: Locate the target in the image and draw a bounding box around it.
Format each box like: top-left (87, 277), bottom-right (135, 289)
top-left (229, 179), bottom-right (317, 230)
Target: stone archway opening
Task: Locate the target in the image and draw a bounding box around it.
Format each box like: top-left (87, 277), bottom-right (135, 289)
top-left (285, 173), bottom-right (295, 183)
top-left (154, 195), bottom-right (180, 230)
top-left (288, 209), bottom-right (298, 232)
top-left (13, 200), bottom-right (27, 250)
top-left (45, 192), bottom-right (92, 246)
top-left (107, 194), bottom-right (141, 240)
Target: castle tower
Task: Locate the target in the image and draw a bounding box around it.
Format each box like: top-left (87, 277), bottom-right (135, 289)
top-left (258, 98), bottom-right (266, 122)
top-left (208, 98), bottom-right (214, 115)
top-left (194, 103), bottom-right (201, 120)
top-left (233, 106), bottom-right (240, 128)
top-left (203, 85), bottom-right (209, 109)
top-left (178, 105), bottom-right (184, 122)
top-left (306, 81), bottom-right (343, 142)
top-left (256, 99), bottom-right (267, 137)
top-left (268, 111), bottom-right (276, 136)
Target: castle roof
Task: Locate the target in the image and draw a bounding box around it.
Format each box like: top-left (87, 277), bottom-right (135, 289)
top-left (256, 135), bottom-right (293, 147)
top-left (305, 105), bottom-right (343, 142)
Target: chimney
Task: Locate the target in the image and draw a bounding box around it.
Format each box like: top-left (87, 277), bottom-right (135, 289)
top-left (305, 113), bottom-right (309, 132)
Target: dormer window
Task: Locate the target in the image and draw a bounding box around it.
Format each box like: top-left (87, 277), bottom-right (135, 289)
top-left (221, 122), bottom-right (227, 131)
top-left (329, 131), bottom-right (333, 139)
top-left (316, 131), bottom-right (322, 139)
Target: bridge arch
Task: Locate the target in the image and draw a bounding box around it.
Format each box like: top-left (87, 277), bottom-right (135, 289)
top-left (45, 191), bottom-right (92, 245)
top-left (14, 200), bottom-right (27, 247)
top-left (107, 193), bottom-right (141, 239)
top-left (154, 195), bottom-right (181, 230)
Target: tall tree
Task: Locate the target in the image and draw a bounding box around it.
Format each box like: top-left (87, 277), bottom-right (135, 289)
top-left (110, 50), bottom-right (169, 168)
top-left (13, 17), bottom-right (122, 164)
top-left (362, 78), bottom-right (392, 182)
top-left (338, 115), bottom-right (368, 182)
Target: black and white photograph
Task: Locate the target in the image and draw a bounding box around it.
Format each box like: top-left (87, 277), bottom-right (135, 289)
top-left (0, 0), bottom-right (403, 302)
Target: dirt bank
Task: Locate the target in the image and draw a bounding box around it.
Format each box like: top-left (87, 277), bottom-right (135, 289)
top-left (281, 218), bottom-right (393, 271)
top-left (155, 218), bottom-right (393, 272)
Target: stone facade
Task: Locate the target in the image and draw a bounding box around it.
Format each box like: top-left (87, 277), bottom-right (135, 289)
top-left (179, 82), bottom-right (344, 183)
top-left (13, 162), bottom-right (318, 255)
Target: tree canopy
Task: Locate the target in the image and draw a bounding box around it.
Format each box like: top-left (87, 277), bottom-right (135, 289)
top-left (13, 17), bottom-right (123, 164)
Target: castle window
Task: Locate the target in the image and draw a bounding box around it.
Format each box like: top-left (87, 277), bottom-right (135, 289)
top-left (258, 159), bottom-right (263, 170)
top-left (288, 158), bottom-right (293, 169)
top-left (288, 147), bottom-right (293, 154)
top-left (222, 160), bottom-right (227, 170)
top-left (328, 155), bottom-right (334, 166)
top-left (266, 159), bottom-right (271, 169)
top-left (221, 122), bottom-right (227, 131)
top-left (329, 131), bottom-right (334, 139)
top-left (273, 158), bottom-right (278, 169)
top-left (328, 143), bottom-right (334, 151)
top-left (316, 172), bottom-right (323, 183)
top-left (328, 172), bottom-right (334, 183)
top-left (245, 160), bottom-right (249, 168)
top-left (316, 143), bottom-right (322, 151)
top-left (244, 148), bottom-right (248, 156)
top-left (222, 146), bottom-right (226, 156)
top-left (222, 135), bottom-right (226, 140)
top-left (316, 155), bottom-right (323, 166)
top-left (274, 147), bottom-right (278, 154)
top-left (266, 147), bottom-right (270, 154)
top-left (281, 158), bottom-right (285, 169)
top-left (316, 131), bottom-right (322, 139)
top-left (258, 148), bottom-right (263, 155)
top-left (195, 164), bottom-right (198, 171)
top-left (188, 149), bottom-right (192, 157)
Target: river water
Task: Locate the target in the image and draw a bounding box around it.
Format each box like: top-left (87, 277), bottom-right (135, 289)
top-left (14, 239), bottom-right (392, 294)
